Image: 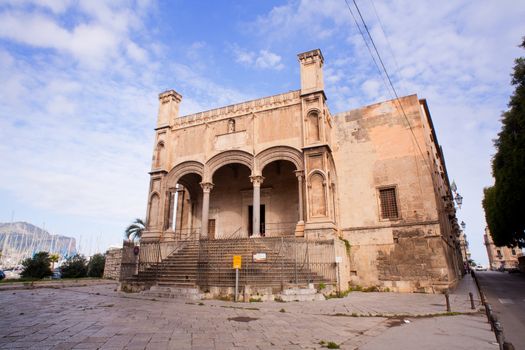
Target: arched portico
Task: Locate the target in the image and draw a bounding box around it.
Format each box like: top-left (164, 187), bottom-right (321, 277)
top-left (255, 146), bottom-right (304, 173)
top-left (163, 161), bottom-right (205, 240)
top-left (204, 150), bottom-right (254, 182)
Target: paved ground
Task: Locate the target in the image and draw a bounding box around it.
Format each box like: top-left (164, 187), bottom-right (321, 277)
top-left (0, 277), bottom-right (497, 350)
top-left (476, 270), bottom-right (525, 349)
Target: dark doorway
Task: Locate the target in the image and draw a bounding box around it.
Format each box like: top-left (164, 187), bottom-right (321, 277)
top-left (248, 205), bottom-right (265, 236)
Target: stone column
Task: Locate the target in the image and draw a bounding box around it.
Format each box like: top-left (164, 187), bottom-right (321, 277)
top-left (294, 171), bottom-right (305, 237)
top-left (295, 171), bottom-right (305, 223)
top-left (200, 182), bottom-right (214, 238)
top-left (250, 175), bottom-right (264, 237)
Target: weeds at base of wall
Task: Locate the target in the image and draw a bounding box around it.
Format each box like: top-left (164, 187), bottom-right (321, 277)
top-left (319, 340), bottom-right (340, 349)
top-left (324, 285), bottom-right (390, 298)
top-left (120, 284), bottom-right (133, 293)
top-left (249, 297), bottom-right (262, 302)
top-left (338, 237), bottom-right (351, 257)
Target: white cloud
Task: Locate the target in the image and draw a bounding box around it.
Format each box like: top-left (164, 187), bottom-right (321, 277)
top-left (255, 50), bottom-right (284, 70)
top-left (0, 1), bottom-right (149, 70)
top-left (233, 46), bottom-right (284, 70)
top-left (0, 1), bottom-right (250, 251)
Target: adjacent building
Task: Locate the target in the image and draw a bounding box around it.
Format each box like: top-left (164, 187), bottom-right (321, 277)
top-left (137, 49), bottom-right (464, 293)
top-left (484, 227), bottom-right (523, 270)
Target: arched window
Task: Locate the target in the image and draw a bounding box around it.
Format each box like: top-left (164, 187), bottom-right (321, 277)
top-left (148, 193), bottom-right (160, 228)
top-left (307, 111), bottom-right (320, 142)
top-left (309, 172), bottom-right (326, 217)
top-left (227, 119), bottom-right (236, 133)
top-left (155, 142), bottom-right (165, 168)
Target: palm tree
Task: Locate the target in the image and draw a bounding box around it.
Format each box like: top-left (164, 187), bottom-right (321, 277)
top-left (125, 218), bottom-right (146, 242)
top-left (49, 253), bottom-right (59, 270)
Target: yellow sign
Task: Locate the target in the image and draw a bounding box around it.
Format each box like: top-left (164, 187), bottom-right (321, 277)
top-left (232, 255), bottom-right (242, 269)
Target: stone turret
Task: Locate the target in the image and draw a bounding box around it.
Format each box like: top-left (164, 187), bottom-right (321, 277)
top-left (298, 49), bottom-right (325, 96)
top-left (157, 90), bottom-right (182, 128)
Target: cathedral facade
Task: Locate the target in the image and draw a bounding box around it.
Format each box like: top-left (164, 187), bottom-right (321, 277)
top-left (141, 49), bottom-right (463, 293)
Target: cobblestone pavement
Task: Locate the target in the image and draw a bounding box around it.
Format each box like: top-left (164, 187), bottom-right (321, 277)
top-left (0, 278), bottom-right (498, 350)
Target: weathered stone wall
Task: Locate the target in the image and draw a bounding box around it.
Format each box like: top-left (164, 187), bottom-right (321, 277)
top-left (103, 248), bottom-right (122, 280)
top-left (333, 96), bottom-right (460, 292)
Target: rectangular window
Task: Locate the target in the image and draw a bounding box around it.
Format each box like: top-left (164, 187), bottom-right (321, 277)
top-left (379, 187), bottom-right (399, 220)
top-left (512, 249), bottom-right (516, 256)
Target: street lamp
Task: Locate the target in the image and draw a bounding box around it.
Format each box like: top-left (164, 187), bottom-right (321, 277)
top-left (455, 193), bottom-right (463, 209)
top-left (451, 180), bottom-right (457, 193)
top-left (460, 221), bottom-right (466, 231)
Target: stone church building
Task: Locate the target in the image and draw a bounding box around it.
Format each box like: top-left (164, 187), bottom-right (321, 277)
top-left (139, 49), bottom-right (463, 293)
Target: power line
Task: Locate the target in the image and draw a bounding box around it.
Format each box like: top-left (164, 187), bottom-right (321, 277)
top-left (343, 0), bottom-right (394, 99)
top-left (348, 0), bottom-right (433, 174)
top-left (369, 0), bottom-right (402, 80)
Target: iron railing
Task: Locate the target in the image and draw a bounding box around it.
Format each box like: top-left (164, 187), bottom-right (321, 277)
top-left (197, 237), bottom-right (336, 290)
top-left (121, 235), bottom-right (337, 292)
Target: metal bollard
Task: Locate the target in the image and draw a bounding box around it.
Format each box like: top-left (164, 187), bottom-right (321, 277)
top-left (445, 291), bottom-right (451, 312)
top-left (469, 292), bottom-right (475, 309)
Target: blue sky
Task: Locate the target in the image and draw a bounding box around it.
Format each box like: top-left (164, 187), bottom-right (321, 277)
top-left (0, 0), bottom-right (524, 263)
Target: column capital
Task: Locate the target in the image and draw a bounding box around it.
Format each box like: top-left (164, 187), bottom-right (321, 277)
top-left (294, 170), bottom-right (305, 179)
top-left (200, 182), bottom-right (214, 193)
top-left (250, 175), bottom-right (265, 186)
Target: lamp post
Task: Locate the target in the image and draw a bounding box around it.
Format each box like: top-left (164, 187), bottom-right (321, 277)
top-left (454, 193), bottom-right (463, 209)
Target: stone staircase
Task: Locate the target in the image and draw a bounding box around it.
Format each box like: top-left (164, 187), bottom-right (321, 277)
top-left (197, 238), bottom-right (330, 290)
top-left (129, 237), bottom-right (333, 297)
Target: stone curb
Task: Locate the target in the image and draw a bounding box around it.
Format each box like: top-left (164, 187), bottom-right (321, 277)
top-left (0, 279), bottom-right (117, 291)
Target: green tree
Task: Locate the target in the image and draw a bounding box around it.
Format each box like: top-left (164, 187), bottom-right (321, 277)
top-left (21, 251), bottom-right (53, 279)
top-left (49, 253), bottom-right (59, 270)
top-left (125, 218), bottom-right (146, 242)
top-left (60, 254), bottom-right (88, 278)
top-left (87, 253), bottom-right (106, 277)
top-left (483, 37), bottom-right (525, 248)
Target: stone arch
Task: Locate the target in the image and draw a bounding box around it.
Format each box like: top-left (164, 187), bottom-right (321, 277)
top-left (154, 141), bottom-right (165, 168)
top-left (205, 150), bottom-right (254, 181)
top-left (307, 109), bottom-right (321, 142)
top-left (166, 161), bottom-right (204, 187)
top-left (308, 170), bottom-right (327, 217)
top-left (147, 192), bottom-right (161, 228)
top-left (256, 146), bottom-right (304, 173)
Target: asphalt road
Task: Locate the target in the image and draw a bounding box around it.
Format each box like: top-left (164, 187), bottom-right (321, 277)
top-left (476, 270), bottom-right (525, 349)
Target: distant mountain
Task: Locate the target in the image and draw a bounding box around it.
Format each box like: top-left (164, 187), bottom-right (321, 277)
top-left (0, 222), bottom-right (77, 267)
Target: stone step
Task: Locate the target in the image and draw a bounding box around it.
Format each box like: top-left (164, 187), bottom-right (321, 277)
top-left (142, 285), bottom-right (202, 300)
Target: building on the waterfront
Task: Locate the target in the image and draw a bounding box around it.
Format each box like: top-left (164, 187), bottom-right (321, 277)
top-left (484, 227), bottom-right (523, 270)
top-left (138, 49), bottom-right (464, 293)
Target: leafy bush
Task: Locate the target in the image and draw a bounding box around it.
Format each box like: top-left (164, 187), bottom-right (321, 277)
top-left (21, 251), bottom-right (52, 279)
top-left (87, 253), bottom-right (105, 277)
top-left (61, 254), bottom-right (88, 278)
